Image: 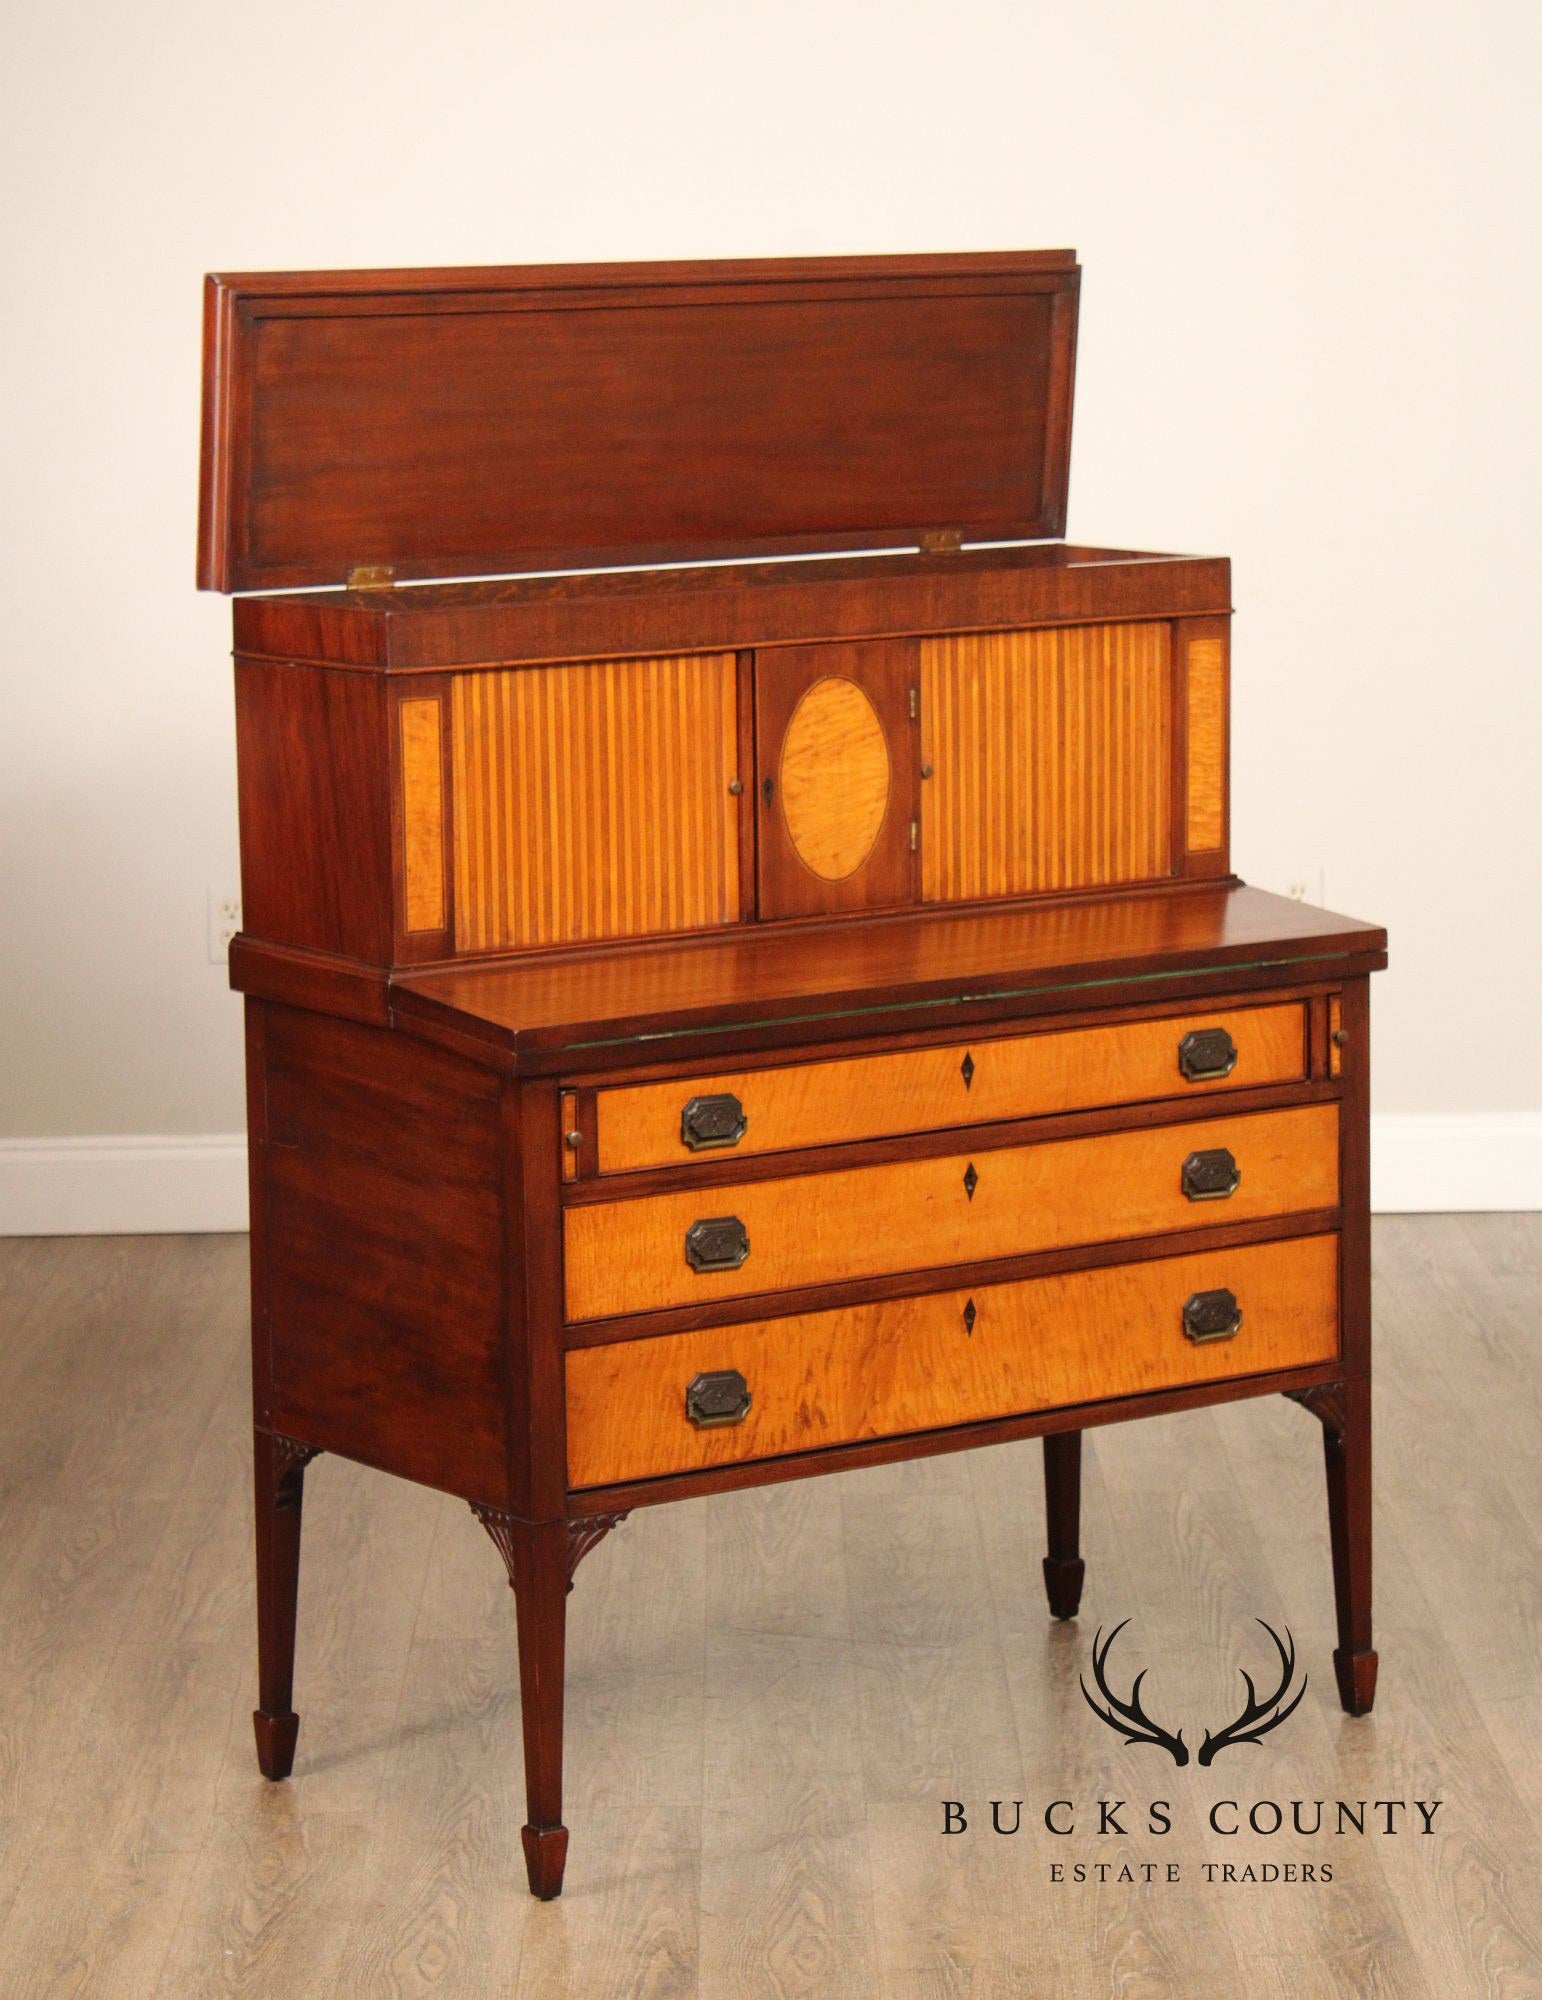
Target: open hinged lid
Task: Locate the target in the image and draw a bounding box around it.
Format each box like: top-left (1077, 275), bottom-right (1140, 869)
top-left (197, 250), bottom-right (1080, 593)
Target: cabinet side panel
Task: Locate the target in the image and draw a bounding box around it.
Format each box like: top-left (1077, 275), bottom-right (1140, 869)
top-left (450, 654), bottom-right (740, 951)
top-left (920, 623), bottom-right (1171, 904)
top-left (258, 1006), bottom-right (507, 1503)
top-left (234, 661), bottom-right (392, 960)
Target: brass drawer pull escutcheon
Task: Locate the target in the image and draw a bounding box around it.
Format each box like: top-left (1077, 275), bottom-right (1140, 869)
top-left (684, 1215), bottom-right (750, 1273)
top-left (686, 1368), bottom-right (752, 1428)
top-left (1182, 1287), bottom-right (1243, 1343)
top-left (1178, 1027), bottom-right (1238, 1081)
top-left (1181, 1146), bottom-right (1241, 1201)
top-left (680, 1092), bottom-right (748, 1151)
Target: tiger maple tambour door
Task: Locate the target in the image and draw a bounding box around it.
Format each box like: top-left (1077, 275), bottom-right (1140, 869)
top-left (446, 654), bottom-right (742, 952)
top-left (201, 250), bottom-right (1385, 1901)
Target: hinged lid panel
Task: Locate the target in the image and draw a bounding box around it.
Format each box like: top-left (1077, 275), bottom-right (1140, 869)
top-left (197, 250), bottom-right (1079, 592)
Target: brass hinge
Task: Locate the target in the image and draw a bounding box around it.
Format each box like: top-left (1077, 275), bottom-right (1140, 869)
top-left (346, 564), bottom-right (396, 590)
top-left (909, 818), bottom-right (919, 852)
top-left (917, 528), bottom-right (964, 555)
top-left (908, 685), bottom-right (919, 721)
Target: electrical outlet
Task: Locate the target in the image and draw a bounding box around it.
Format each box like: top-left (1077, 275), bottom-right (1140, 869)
top-left (1285, 872), bottom-right (1327, 905)
top-left (208, 887), bottom-right (242, 963)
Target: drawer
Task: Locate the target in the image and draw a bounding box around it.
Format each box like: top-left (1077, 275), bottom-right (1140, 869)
top-left (566, 1232), bottom-right (1339, 1487)
top-left (593, 1002), bottom-right (1306, 1174)
top-left (563, 1102), bottom-right (1338, 1321)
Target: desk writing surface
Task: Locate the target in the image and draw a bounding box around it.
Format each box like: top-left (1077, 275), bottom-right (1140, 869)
top-left (389, 885), bottom-right (1386, 1061)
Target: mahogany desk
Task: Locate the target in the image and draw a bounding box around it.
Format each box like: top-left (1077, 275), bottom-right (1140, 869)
top-left (198, 251), bottom-right (1386, 1898)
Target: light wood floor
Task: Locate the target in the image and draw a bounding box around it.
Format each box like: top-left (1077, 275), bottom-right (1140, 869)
top-left (0, 1218), bottom-right (1538, 1998)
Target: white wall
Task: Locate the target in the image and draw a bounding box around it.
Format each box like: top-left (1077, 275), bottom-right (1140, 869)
top-left (2, 0), bottom-right (1539, 1220)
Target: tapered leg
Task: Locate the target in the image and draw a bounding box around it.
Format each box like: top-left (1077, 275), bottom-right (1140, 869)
top-left (474, 1508), bottom-right (571, 1898)
top-left (1323, 1377), bottom-right (1377, 1714)
top-left (512, 1519), bottom-right (570, 1898)
top-left (253, 1430), bottom-right (319, 1779)
top-left (1042, 1429), bottom-right (1085, 1620)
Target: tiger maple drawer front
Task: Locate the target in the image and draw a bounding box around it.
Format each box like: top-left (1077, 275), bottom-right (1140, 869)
top-left (594, 1003), bottom-right (1306, 1174)
top-left (563, 1102), bottom-right (1339, 1321)
top-left (566, 1233), bottom-right (1340, 1487)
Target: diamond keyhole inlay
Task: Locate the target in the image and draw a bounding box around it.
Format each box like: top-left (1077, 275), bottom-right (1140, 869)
top-left (962, 1162), bottom-right (978, 1201)
top-left (962, 1297), bottom-right (977, 1336)
top-left (960, 1052), bottom-right (975, 1090)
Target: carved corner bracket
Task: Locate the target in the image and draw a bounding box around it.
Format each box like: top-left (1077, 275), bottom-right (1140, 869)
top-left (563, 1512), bottom-right (629, 1592)
top-left (271, 1434), bottom-right (322, 1474)
top-left (469, 1505), bottom-right (631, 1594)
top-left (267, 1433), bottom-right (321, 1501)
top-left (1282, 1383), bottom-right (1347, 1440)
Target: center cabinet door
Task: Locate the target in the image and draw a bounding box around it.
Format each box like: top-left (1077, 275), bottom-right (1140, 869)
top-left (755, 640), bottom-right (921, 920)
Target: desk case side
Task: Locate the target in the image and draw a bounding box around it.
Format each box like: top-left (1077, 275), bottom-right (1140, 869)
top-left (246, 998), bottom-right (516, 1508)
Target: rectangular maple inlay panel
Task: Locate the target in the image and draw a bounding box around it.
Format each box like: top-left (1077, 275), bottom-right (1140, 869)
top-left (1185, 634), bottom-right (1227, 853)
top-left (399, 697), bottom-right (446, 933)
top-left (450, 654), bottom-right (740, 951)
top-left (565, 1231), bottom-right (1340, 1487)
top-left (920, 622), bottom-right (1172, 904)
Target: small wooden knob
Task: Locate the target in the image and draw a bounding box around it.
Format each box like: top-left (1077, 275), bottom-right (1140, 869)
top-left (728, 778), bottom-right (744, 795)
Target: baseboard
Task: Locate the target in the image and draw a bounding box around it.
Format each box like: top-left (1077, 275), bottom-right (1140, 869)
top-left (0, 1135), bottom-right (249, 1235)
top-left (1, 1115), bottom-right (1538, 1236)
top-left (1369, 1113), bottom-right (1542, 1214)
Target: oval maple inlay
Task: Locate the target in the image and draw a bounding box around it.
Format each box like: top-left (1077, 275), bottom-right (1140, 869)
top-left (779, 677), bottom-right (891, 881)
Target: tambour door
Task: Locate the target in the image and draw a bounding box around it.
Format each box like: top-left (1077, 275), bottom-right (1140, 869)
top-left (754, 641), bottom-right (920, 920)
top-left (395, 653), bottom-right (743, 957)
top-left (918, 622), bottom-right (1178, 903)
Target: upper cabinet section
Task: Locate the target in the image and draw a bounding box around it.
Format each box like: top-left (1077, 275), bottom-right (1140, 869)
top-left (233, 615), bottom-right (1230, 972)
top-left (199, 251), bottom-right (1080, 592)
top-left (210, 252), bottom-right (1241, 991)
